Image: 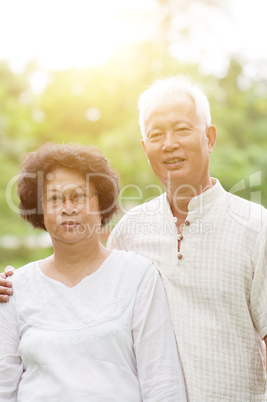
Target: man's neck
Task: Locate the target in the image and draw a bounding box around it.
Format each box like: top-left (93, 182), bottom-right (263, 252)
top-left (166, 178), bottom-right (215, 229)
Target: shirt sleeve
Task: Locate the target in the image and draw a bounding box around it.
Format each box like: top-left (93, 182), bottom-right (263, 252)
top-left (107, 215), bottom-right (131, 251)
top-left (250, 227), bottom-right (267, 340)
top-left (0, 297), bottom-right (23, 401)
top-left (132, 264), bottom-right (187, 401)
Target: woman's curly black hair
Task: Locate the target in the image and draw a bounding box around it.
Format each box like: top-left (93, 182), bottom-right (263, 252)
top-left (17, 143), bottom-right (120, 229)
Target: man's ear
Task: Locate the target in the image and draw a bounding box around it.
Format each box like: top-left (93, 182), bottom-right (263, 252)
top-left (141, 139), bottom-right (150, 164)
top-left (206, 125), bottom-right (216, 153)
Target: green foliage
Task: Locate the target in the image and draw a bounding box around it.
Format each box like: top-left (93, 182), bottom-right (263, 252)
top-left (209, 59), bottom-right (267, 203)
top-left (0, 47), bottom-right (267, 268)
top-left (0, 246), bottom-right (53, 273)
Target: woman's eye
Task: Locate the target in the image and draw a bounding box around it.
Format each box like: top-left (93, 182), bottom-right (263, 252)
top-left (71, 193), bottom-right (88, 203)
top-left (74, 193), bottom-right (86, 200)
top-left (45, 194), bottom-right (62, 204)
top-left (51, 195), bottom-right (60, 201)
top-left (72, 194), bottom-right (79, 202)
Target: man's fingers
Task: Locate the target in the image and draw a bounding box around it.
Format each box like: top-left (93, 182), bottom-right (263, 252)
top-left (0, 276), bottom-right (12, 287)
top-left (4, 266), bottom-right (15, 276)
top-left (0, 285), bottom-right (13, 302)
top-left (0, 285), bottom-right (13, 293)
top-left (0, 295), bottom-right (10, 302)
top-left (0, 267), bottom-right (15, 302)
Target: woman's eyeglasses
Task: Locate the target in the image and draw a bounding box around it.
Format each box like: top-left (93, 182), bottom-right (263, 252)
top-left (42, 191), bottom-right (98, 207)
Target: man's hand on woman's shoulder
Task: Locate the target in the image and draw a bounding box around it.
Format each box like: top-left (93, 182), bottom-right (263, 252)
top-left (0, 266), bottom-right (15, 302)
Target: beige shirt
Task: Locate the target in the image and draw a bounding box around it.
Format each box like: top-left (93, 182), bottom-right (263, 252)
top-left (108, 180), bottom-right (267, 401)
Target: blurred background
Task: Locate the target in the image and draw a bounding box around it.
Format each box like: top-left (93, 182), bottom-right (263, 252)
top-left (0, 0), bottom-right (267, 270)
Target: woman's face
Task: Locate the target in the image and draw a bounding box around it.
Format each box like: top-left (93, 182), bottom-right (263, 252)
top-left (42, 167), bottom-right (101, 246)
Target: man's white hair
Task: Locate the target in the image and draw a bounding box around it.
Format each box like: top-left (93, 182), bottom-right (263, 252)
top-left (138, 74), bottom-right (211, 138)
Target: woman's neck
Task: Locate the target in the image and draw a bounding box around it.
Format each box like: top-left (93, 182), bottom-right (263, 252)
top-left (41, 239), bottom-right (110, 287)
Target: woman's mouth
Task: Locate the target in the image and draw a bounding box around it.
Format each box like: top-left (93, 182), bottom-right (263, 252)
top-left (61, 220), bottom-right (79, 229)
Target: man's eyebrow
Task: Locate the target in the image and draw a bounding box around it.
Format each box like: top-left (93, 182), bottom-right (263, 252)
top-left (147, 124), bottom-right (163, 132)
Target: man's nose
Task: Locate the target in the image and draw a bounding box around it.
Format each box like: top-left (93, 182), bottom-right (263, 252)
top-left (162, 131), bottom-right (178, 151)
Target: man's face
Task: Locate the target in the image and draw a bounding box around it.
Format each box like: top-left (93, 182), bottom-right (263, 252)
top-left (141, 93), bottom-right (216, 193)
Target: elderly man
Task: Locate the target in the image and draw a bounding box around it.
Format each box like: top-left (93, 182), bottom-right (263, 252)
top-left (107, 76), bottom-right (267, 400)
top-left (1, 75), bottom-right (267, 400)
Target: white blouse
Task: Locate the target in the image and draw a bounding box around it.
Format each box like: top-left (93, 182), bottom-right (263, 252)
top-left (0, 249), bottom-right (186, 402)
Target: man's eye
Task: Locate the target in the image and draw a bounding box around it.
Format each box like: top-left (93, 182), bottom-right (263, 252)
top-left (174, 127), bottom-right (190, 135)
top-left (150, 132), bottom-right (163, 140)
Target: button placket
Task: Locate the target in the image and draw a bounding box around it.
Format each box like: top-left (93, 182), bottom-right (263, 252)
top-left (177, 232), bottom-right (184, 259)
top-left (177, 220), bottom-right (191, 260)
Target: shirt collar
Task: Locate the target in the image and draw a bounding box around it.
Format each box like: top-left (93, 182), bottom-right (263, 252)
top-left (188, 178), bottom-right (225, 212)
top-left (163, 178), bottom-right (225, 217)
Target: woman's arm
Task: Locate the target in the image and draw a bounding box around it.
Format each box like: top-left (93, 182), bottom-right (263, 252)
top-left (132, 265), bottom-right (187, 401)
top-left (0, 296), bottom-right (23, 400)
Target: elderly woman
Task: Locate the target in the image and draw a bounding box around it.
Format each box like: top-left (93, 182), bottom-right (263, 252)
top-left (0, 143), bottom-right (187, 401)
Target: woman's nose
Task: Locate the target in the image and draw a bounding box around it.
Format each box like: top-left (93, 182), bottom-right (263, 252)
top-left (62, 197), bottom-right (78, 214)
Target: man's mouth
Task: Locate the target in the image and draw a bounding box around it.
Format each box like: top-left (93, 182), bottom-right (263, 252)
top-left (164, 157), bottom-right (185, 165)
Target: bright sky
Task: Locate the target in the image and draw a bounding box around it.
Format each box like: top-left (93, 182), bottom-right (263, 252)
top-left (0, 0), bottom-right (157, 71)
top-left (0, 0), bottom-right (266, 75)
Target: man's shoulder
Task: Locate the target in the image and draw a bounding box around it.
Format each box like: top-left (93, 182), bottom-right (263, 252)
top-left (224, 191), bottom-right (267, 230)
top-left (121, 193), bottom-right (166, 220)
top-left (107, 194), bottom-right (167, 247)
top-left (224, 190), bottom-right (267, 213)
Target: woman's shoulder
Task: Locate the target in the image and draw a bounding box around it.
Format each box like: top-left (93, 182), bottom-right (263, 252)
top-left (10, 260), bottom-right (40, 286)
top-left (108, 249), bottom-right (157, 284)
top-left (110, 249), bottom-right (154, 269)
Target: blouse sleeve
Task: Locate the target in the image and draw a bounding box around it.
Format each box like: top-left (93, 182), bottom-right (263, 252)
top-left (132, 264), bottom-right (187, 401)
top-left (0, 296), bottom-right (23, 401)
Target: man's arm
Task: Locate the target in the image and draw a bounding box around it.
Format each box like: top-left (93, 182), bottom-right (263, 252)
top-left (0, 267), bottom-right (15, 302)
top-left (0, 295), bottom-right (23, 398)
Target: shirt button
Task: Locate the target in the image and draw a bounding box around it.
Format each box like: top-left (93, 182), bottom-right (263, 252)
top-left (178, 234), bottom-right (183, 241)
top-left (184, 220), bottom-right (190, 226)
top-left (178, 253), bottom-right (183, 260)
